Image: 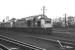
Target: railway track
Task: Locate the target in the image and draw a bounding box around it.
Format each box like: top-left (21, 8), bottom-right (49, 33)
top-left (0, 30), bottom-right (75, 50)
top-left (0, 35), bottom-right (46, 50)
top-left (0, 36), bottom-right (74, 50)
top-left (0, 34), bottom-right (75, 50)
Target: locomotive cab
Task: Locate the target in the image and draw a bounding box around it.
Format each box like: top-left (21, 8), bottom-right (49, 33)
top-left (40, 17), bottom-right (53, 34)
top-left (40, 17), bottom-right (52, 28)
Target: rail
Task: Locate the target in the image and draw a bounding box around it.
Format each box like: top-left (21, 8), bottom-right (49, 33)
top-left (0, 35), bottom-right (46, 50)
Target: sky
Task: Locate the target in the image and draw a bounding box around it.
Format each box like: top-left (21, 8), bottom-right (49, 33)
top-left (0, 0), bottom-right (75, 21)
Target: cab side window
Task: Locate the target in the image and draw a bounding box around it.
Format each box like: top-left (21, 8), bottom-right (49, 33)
top-left (45, 21), bottom-right (51, 23)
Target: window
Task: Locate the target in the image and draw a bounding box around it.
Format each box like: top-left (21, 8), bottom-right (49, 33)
top-left (45, 21), bottom-right (51, 23)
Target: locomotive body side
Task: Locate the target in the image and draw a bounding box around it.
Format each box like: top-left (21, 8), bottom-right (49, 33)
top-left (0, 15), bottom-right (53, 34)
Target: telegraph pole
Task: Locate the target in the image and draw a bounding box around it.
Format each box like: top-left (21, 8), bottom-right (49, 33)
top-left (43, 6), bottom-right (45, 15)
top-left (6, 16), bottom-right (9, 22)
top-left (41, 6), bottom-right (47, 16)
top-left (65, 13), bottom-right (67, 28)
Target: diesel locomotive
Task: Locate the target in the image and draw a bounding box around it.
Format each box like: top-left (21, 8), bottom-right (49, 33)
top-left (0, 14), bottom-right (53, 34)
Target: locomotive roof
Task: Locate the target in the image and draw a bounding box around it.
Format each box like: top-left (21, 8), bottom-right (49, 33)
top-left (40, 15), bottom-right (51, 21)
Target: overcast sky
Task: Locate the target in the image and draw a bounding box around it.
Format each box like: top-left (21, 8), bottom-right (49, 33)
top-left (0, 0), bottom-right (75, 21)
